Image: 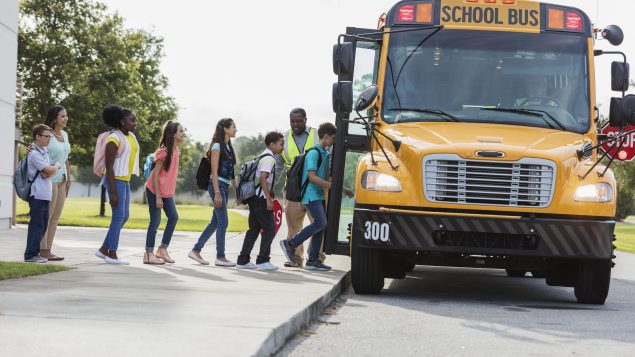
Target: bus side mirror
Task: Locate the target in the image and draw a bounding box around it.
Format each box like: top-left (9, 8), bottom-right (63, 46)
top-left (611, 61), bottom-right (630, 92)
top-left (354, 85), bottom-right (378, 112)
top-left (622, 95), bottom-right (635, 125)
top-left (333, 81), bottom-right (353, 114)
top-left (333, 43), bottom-right (354, 76)
top-left (609, 97), bottom-right (626, 126)
top-left (602, 25), bottom-right (624, 46)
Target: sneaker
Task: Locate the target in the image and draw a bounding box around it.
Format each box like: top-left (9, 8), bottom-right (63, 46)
top-left (256, 262), bottom-right (279, 270)
top-left (279, 240), bottom-right (295, 263)
top-left (95, 250), bottom-right (107, 260)
top-left (235, 262), bottom-right (257, 269)
top-left (215, 258), bottom-right (236, 267)
top-left (105, 256), bottom-right (129, 265)
top-left (305, 261), bottom-right (331, 271)
top-left (188, 250), bottom-right (209, 265)
top-left (25, 255), bottom-right (48, 263)
top-left (283, 261), bottom-right (303, 268)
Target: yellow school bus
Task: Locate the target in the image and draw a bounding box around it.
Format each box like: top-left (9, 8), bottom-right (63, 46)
top-left (324, 0), bottom-right (634, 304)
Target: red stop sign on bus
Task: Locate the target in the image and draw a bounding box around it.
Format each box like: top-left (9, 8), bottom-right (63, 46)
top-left (600, 123), bottom-right (635, 161)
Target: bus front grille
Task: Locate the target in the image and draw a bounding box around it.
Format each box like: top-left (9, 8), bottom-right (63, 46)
top-left (423, 154), bottom-right (556, 208)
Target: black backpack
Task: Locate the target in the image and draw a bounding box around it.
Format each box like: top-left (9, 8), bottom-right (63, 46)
top-left (236, 153), bottom-right (274, 204)
top-left (285, 147), bottom-right (322, 202)
top-left (195, 151), bottom-right (211, 190)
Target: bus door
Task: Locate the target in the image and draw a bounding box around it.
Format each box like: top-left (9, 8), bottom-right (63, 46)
top-left (325, 27), bottom-right (380, 255)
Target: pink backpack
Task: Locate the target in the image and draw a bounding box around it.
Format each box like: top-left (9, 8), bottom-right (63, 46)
top-left (93, 130), bottom-right (126, 177)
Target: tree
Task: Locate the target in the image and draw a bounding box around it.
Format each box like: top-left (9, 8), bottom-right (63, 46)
top-left (18, 0), bottom-right (178, 169)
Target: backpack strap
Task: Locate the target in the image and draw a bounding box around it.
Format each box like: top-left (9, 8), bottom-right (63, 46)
top-left (253, 153), bottom-right (274, 189)
top-left (299, 147), bottom-right (323, 199)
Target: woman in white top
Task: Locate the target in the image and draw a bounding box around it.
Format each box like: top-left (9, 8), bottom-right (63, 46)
top-left (40, 105), bottom-right (72, 261)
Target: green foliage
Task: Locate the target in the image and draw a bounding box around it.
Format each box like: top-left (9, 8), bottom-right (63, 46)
top-left (613, 162), bottom-right (635, 220)
top-left (0, 262), bottom-right (72, 280)
top-left (18, 0), bottom-right (177, 168)
top-left (177, 140), bottom-right (206, 195)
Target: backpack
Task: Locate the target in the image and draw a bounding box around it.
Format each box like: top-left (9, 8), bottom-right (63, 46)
top-left (93, 130), bottom-right (126, 177)
top-left (143, 153), bottom-right (155, 180)
top-left (13, 156), bottom-right (41, 201)
top-left (195, 152), bottom-right (211, 190)
top-left (285, 147), bottom-right (321, 202)
top-left (236, 153), bottom-right (273, 204)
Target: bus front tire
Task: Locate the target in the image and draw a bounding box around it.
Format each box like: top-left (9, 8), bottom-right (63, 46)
top-left (574, 259), bottom-right (611, 305)
top-left (352, 246), bottom-right (384, 294)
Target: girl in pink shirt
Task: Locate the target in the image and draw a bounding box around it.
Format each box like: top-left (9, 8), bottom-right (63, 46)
top-left (143, 121), bottom-right (185, 264)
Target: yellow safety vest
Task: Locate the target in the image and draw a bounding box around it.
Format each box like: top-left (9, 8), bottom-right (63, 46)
top-left (282, 128), bottom-right (317, 167)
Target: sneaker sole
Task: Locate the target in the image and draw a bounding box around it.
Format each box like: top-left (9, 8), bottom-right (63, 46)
top-left (235, 265), bottom-right (256, 269)
top-left (304, 266), bottom-right (330, 271)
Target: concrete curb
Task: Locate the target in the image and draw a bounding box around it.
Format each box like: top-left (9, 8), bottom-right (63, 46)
top-left (257, 270), bottom-right (352, 357)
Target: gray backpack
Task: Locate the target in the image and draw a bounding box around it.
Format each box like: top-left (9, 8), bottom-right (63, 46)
top-left (13, 157), bottom-right (40, 201)
top-left (236, 153), bottom-right (273, 204)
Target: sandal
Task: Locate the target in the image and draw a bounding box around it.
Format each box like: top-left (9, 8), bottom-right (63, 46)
top-left (143, 252), bottom-right (165, 265)
top-left (156, 247), bottom-right (175, 263)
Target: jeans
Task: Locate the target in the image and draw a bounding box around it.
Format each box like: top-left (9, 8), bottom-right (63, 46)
top-left (193, 179), bottom-right (229, 258)
top-left (237, 196), bottom-right (277, 265)
top-left (288, 200), bottom-right (327, 262)
top-left (102, 178), bottom-right (130, 251)
top-left (145, 188), bottom-right (179, 252)
top-left (25, 196), bottom-right (49, 260)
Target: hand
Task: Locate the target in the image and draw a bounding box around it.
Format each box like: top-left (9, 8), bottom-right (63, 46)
top-left (266, 197), bottom-right (274, 211)
top-left (109, 193), bottom-right (119, 208)
top-left (234, 199), bottom-right (242, 206)
top-left (344, 187), bottom-right (354, 198)
top-left (25, 144), bottom-right (33, 155)
top-left (214, 194), bottom-right (223, 208)
top-left (65, 179), bottom-right (71, 198)
top-left (156, 199), bottom-right (164, 209)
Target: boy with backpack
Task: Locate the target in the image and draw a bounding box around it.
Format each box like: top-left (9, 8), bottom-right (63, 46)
top-left (235, 131), bottom-right (284, 270)
top-left (24, 124), bottom-right (62, 263)
top-left (280, 122), bottom-right (352, 271)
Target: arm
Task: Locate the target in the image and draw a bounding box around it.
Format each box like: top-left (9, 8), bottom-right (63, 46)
top-left (152, 159), bottom-right (164, 208)
top-left (65, 159), bottom-right (71, 197)
top-left (309, 170), bottom-right (354, 198)
top-left (105, 141), bottom-right (118, 207)
top-left (210, 149), bottom-right (223, 208)
top-left (259, 172), bottom-right (274, 210)
top-left (40, 162), bottom-right (62, 176)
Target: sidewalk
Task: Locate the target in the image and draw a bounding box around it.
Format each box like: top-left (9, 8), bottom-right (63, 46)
top-left (0, 224), bottom-right (350, 357)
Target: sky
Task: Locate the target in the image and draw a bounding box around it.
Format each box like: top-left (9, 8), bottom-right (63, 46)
top-left (100, 0), bottom-right (635, 143)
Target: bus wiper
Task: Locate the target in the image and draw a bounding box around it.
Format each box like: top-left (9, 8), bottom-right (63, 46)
top-left (481, 107), bottom-right (566, 131)
top-left (389, 107), bottom-right (460, 122)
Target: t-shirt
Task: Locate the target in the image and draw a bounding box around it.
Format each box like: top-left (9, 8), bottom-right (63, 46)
top-left (211, 142), bottom-right (230, 185)
top-left (28, 144), bottom-right (54, 201)
top-left (256, 148), bottom-right (276, 199)
top-left (107, 133), bottom-right (139, 181)
top-left (47, 130), bottom-right (71, 183)
top-left (301, 144), bottom-right (330, 204)
top-left (145, 146), bottom-right (180, 198)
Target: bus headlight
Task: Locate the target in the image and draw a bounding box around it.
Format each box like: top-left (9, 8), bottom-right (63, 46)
top-left (361, 171), bottom-right (402, 192)
top-left (574, 183), bottom-right (613, 202)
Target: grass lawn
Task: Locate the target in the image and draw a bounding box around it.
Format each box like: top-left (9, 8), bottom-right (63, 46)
top-left (16, 197), bottom-right (248, 232)
top-left (0, 262), bottom-right (72, 280)
top-left (614, 223), bottom-right (635, 254)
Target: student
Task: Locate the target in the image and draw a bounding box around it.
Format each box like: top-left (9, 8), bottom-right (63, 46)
top-left (40, 105), bottom-right (71, 261)
top-left (236, 131), bottom-right (284, 270)
top-left (143, 121), bottom-right (185, 265)
top-left (24, 124), bottom-right (62, 263)
top-left (189, 118), bottom-right (237, 267)
top-left (280, 122), bottom-right (352, 271)
top-left (95, 105), bottom-right (139, 265)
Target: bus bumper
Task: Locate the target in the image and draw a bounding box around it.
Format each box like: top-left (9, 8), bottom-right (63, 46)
top-left (353, 207), bottom-right (615, 259)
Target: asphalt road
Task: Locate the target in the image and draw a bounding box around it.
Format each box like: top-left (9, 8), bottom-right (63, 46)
top-left (277, 252), bottom-right (635, 356)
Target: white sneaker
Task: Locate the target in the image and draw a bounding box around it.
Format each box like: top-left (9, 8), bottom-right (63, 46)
top-left (95, 250), bottom-right (107, 260)
top-left (256, 262), bottom-right (279, 271)
top-left (235, 262), bottom-right (257, 269)
top-left (215, 258), bottom-right (236, 267)
top-left (25, 255), bottom-right (48, 263)
top-left (104, 257), bottom-right (129, 265)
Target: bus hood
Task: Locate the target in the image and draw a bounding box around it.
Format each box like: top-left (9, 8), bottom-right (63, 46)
top-left (384, 122), bottom-right (589, 161)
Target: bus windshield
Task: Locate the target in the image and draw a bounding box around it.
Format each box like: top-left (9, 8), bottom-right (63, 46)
top-left (382, 29), bottom-right (590, 133)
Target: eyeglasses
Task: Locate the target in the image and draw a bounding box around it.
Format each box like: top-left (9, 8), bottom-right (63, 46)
top-left (39, 134), bottom-right (52, 139)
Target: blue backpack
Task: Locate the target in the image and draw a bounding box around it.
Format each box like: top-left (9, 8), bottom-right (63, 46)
top-left (143, 154), bottom-right (155, 180)
top-left (13, 157), bottom-right (40, 201)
